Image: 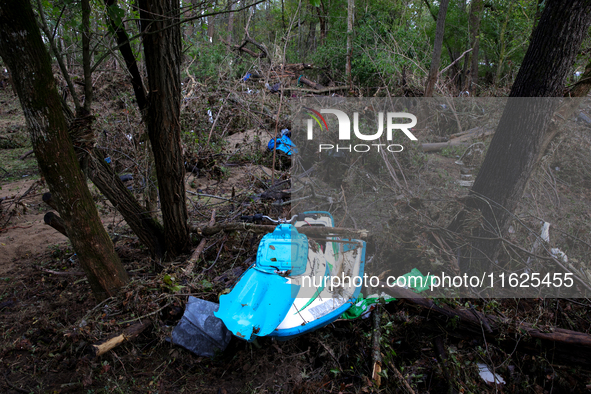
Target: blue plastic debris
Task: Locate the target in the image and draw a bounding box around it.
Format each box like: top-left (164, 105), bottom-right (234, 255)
top-left (104, 157), bottom-right (112, 164)
top-left (215, 224), bottom-right (304, 341)
top-left (243, 72), bottom-right (252, 81)
top-left (268, 129), bottom-right (297, 155)
top-left (214, 213), bottom-right (367, 342)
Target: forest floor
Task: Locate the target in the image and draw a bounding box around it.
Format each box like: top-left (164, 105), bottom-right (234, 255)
top-left (1, 78), bottom-right (591, 394)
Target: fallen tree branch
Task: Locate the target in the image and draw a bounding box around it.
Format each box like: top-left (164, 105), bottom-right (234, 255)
top-left (184, 210), bottom-right (216, 275)
top-left (19, 149), bottom-right (34, 160)
top-left (297, 75), bottom-right (324, 90)
top-left (34, 265), bottom-right (84, 276)
top-left (440, 47), bottom-right (472, 76)
top-left (282, 85), bottom-right (349, 94)
top-left (190, 222), bottom-right (368, 239)
top-left (378, 283), bottom-right (591, 366)
top-left (421, 129), bottom-right (494, 152)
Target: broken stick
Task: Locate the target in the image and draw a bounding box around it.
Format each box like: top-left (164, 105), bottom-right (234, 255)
top-left (88, 321), bottom-right (151, 358)
top-left (371, 303), bottom-right (383, 387)
top-left (184, 209), bottom-right (216, 275)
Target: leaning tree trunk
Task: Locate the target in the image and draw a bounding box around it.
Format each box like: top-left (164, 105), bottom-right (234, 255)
top-left (87, 151), bottom-right (166, 258)
top-left (424, 0), bottom-right (450, 97)
top-left (0, 0), bottom-right (129, 300)
top-left (450, 0), bottom-right (591, 273)
top-left (139, 0), bottom-right (191, 257)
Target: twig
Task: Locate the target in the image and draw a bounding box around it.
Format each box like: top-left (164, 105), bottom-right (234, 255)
top-left (19, 149), bottom-right (34, 160)
top-left (206, 94), bottom-right (230, 144)
top-left (4, 372), bottom-right (30, 394)
top-left (271, 84), bottom-right (284, 184)
top-left (204, 235), bottom-right (226, 271)
top-left (34, 266), bottom-right (84, 276)
top-left (390, 362), bottom-right (416, 394)
top-left (0, 180), bottom-right (41, 229)
top-left (187, 191), bottom-right (233, 202)
top-left (440, 48), bottom-right (473, 75)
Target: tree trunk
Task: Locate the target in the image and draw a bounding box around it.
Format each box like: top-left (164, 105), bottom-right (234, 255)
top-left (450, 0), bottom-right (591, 273)
top-left (81, 0), bottom-right (92, 114)
top-left (46, 0), bottom-right (165, 258)
top-left (424, 0), bottom-right (450, 97)
top-left (227, 0), bottom-right (235, 44)
top-left (346, 0), bottom-right (354, 91)
top-left (465, 0), bottom-right (483, 93)
top-left (138, 0), bottom-right (190, 257)
top-left (316, 1), bottom-right (327, 44)
top-left (104, 0), bottom-right (148, 113)
top-left (207, 4), bottom-right (215, 43)
top-left (35, 0), bottom-right (82, 111)
top-left (493, 7), bottom-right (512, 85)
top-left (87, 150), bottom-right (165, 259)
top-left (0, 0), bottom-right (129, 300)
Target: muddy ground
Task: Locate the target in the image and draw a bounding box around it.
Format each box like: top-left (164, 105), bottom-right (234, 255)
top-left (2, 79), bottom-right (591, 393)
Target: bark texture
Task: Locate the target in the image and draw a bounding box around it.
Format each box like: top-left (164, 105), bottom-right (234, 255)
top-left (450, 0), bottom-right (591, 272)
top-left (424, 0), bottom-right (450, 97)
top-left (466, 0), bottom-right (483, 93)
top-left (87, 151), bottom-right (165, 258)
top-left (345, 0), bottom-right (354, 90)
top-left (0, 0), bottom-right (129, 300)
top-left (139, 0), bottom-right (190, 256)
top-left (104, 0), bottom-right (148, 112)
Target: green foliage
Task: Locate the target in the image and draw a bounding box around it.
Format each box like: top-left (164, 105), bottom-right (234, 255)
top-left (106, 3), bottom-right (125, 31)
top-left (185, 42), bottom-right (242, 82)
top-left (161, 274), bottom-right (185, 293)
top-left (439, 145), bottom-right (465, 158)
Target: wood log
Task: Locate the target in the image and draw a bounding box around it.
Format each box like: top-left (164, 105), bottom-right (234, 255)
top-left (88, 321), bottom-right (151, 358)
top-left (190, 222), bottom-right (368, 239)
top-left (379, 283), bottom-right (591, 367)
top-left (298, 76), bottom-right (324, 90)
top-left (422, 128), bottom-right (494, 152)
top-left (282, 63), bottom-right (315, 72)
top-left (44, 212), bottom-right (67, 237)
